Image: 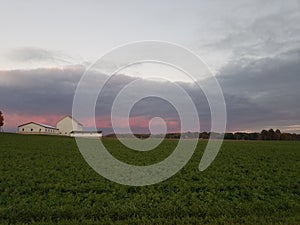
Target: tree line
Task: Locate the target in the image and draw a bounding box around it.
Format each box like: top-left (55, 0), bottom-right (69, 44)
top-left (106, 129), bottom-right (300, 140)
top-left (166, 129), bottom-right (300, 140)
top-left (198, 129), bottom-right (299, 140)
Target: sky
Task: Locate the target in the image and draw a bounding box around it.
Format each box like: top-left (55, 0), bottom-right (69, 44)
top-left (0, 0), bottom-right (300, 134)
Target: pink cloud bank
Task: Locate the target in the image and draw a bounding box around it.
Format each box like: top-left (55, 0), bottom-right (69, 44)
top-left (3, 112), bottom-right (180, 133)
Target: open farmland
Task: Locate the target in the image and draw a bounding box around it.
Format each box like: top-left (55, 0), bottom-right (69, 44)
top-left (0, 133), bottom-right (299, 224)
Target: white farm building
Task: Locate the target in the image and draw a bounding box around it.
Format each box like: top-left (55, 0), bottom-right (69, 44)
top-left (17, 115), bottom-right (102, 138)
top-left (56, 116), bottom-right (83, 135)
top-left (18, 122), bottom-right (59, 135)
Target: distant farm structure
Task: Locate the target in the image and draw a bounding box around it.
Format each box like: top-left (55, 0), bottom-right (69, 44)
top-left (56, 116), bottom-right (83, 135)
top-left (18, 122), bottom-right (59, 135)
top-left (17, 115), bottom-right (102, 138)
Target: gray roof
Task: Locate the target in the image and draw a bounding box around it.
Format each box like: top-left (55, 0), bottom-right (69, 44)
top-left (18, 122), bottom-right (58, 130)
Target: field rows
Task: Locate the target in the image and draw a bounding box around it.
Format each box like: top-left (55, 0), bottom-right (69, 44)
top-left (0, 133), bottom-right (299, 224)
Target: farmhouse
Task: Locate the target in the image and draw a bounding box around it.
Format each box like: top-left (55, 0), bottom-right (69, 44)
top-left (18, 122), bottom-right (59, 135)
top-left (17, 115), bottom-right (102, 138)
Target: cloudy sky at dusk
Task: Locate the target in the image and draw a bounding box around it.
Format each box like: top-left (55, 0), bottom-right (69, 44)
top-left (0, 0), bottom-right (300, 134)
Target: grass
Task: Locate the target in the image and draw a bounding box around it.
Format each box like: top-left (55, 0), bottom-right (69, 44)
top-left (0, 133), bottom-right (299, 224)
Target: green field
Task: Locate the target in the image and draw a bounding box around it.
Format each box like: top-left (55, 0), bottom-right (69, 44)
top-left (0, 133), bottom-right (299, 224)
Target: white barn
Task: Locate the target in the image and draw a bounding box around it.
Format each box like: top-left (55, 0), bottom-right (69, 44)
top-left (18, 122), bottom-right (59, 135)
top-left (56, 116), bottom-right (83, 136)
top-left (17, 115), bottom-right (102, 138)
top-left (70, 131), bottom-right (102, 138)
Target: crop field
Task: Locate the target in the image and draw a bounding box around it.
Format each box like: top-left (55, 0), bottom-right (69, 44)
top-left (0, 133), bottom-right (299, 224)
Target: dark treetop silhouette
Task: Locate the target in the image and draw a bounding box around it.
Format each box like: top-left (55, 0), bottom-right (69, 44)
top-left (0, 111), bottom-right (4, 131)
top-left (105, 129), bottom-right (300, 140)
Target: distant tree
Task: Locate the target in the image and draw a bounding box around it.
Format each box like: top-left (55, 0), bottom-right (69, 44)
top-left (199, 132), bottom-right (210, 139)
top-left (234, 132), bottom-right (246, 140)
top-left (275, 129), bottom-right (281, 140)
top-left (268, 129), bottom-right (276, 140)
top-left (281, 133), bottom-right (292, 140)
top-left (224, 133), bottom-right (234, 139)
top-left (261, 129), bottom-right (269, 140)
top-left (248, 132), bottom-right (260, 140)
top-left (0, 111), bottom-right (4, 132)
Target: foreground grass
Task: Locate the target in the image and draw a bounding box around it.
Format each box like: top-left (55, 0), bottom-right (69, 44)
top-left (0, 133), bottom-right (299, 224)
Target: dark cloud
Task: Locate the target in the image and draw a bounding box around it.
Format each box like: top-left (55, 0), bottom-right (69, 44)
top-left (0, 66), bottom-right (85, 116)
top-left (218, 49), bottom-right (300, 131)
top-left (1, 48), bottom-right (300, 133)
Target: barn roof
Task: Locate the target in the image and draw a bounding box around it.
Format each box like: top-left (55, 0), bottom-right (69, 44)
top-left (70, 130), bottom-right (102, 134)
top-left (18, 122), bottom-right (58, 130)
top-left (57, 115), bottom-right (83, 126)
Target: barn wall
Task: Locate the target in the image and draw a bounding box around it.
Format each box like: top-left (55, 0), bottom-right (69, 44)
top-left (70, 132), bottom-right (102, 138)
top-left (56, 117), bottom-right (83, 135)
top-left (18, 123), bottom-right (58, 134)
